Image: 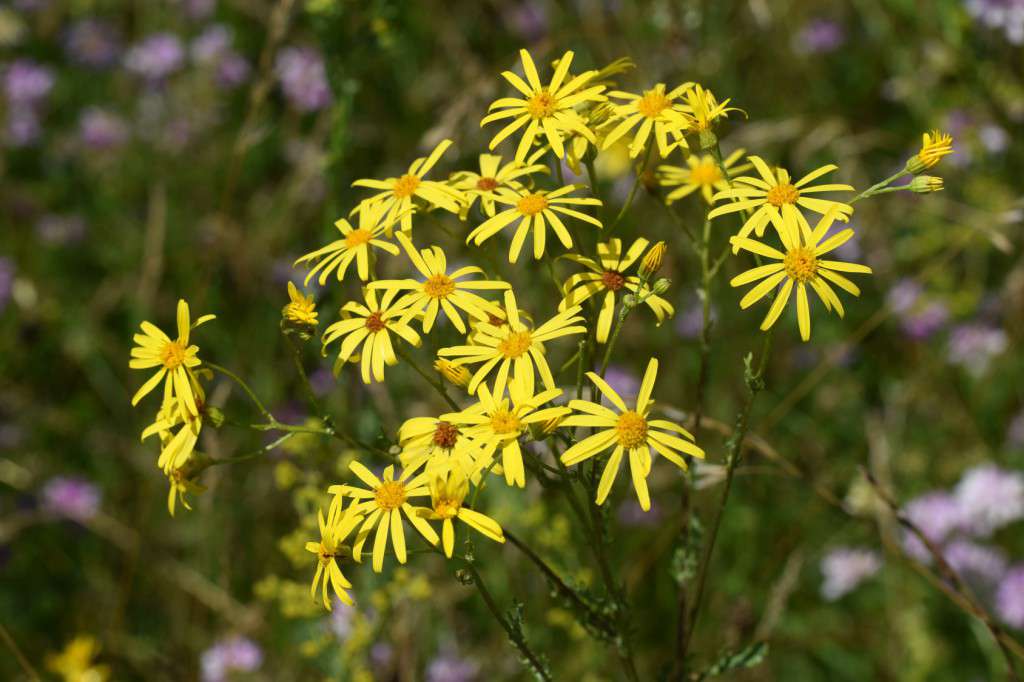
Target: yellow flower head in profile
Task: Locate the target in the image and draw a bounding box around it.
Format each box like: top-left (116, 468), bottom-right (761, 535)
top-left (709, 156), bottom-right (854, 253)
top-left (47, 635), bottom-right (110, 682)
top-left (419, 469), bottom-right (505, 558)
top-left (482, 49), bottom-right (607, 162)
top-left (434, 358), bottom-right (472, 388)
top-left (451, 153), bottom-right (548, 218)
top-left (466, 184), bottom-right (603, 262)
top-left (142, 382), bottom-right (206, 473)
top-left (130, 299), bottom-right (216, 419)
top-left (438, 289), bottom-right (586, 397)
top-left (443, 382), bottom-right (569, 487)
top-left (912, 130), bottom-right (954, 172)
top-left (305, 496), bottom-right (364, 609)
top-left (322, 287), bottom-right (422, 383)
top-left (398, 416), bottom-right (485, 479)
top-left (294, 201), bottom-right (402, 284)
top-left (657, 149), bottom-right (751, 204)
top-left (560, 359), bottom-right (704, 510)
top-left (283, 281), bottom-right (318, 326)
top-left (560, 238), bottom-right (674, 343)
top-left (679, 83), bottom-right (742, 133)
top-left (729, 209), bottom-right (873, 341)
top-left (166, 465), bottom-right (205, 517)
top-left (352, 138), bottom-right (464, 233)
top-left (330, 462), bottom-right (440, 573)
top-left (602, 82), bottom-right (694, 158)
top-left (370, 232), bottom-right (510, 334)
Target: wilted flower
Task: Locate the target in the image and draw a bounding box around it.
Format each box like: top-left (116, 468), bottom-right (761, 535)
top-left (200, 635), bottom-right (263, 682)
top-left (3, 59), bottom-right (54, 106)
top-left (41, 476), bottom-right (101, 522)
top-left (820, 546), bottom-right (882, 600)
top-left (125, 33), bottom-right (185, 81)
top-left (275, 46), bottom-right (332, 112)
top-left (996, 565), bottom-right (1024, 628)
top-left (954, 464), bottom-right (1024, 536)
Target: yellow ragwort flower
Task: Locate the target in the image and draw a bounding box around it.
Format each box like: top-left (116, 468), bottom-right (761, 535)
top-left (305, 496), bottom-right (363, 609)
top-left (330, 462), bottom-right (440, 573)
top-left (442, 382), bottom-right (568, 487)
top-left (283, 281), bottom-right (318, 326)
top-left (47, 636), bottom-right (110, 682)
top-left (602, 83), bottom-right (694, 158)
top-left (678, 84), bottom-right (742, 133)
top-left (559, 238), bottom-right (674, 343)
top-left (639, 240), bottom-right (667, 279)
top-left (466, 184), bottom-right (602, 262)
top-left (321, 287), bottom-right (422, 383)
top-left (481, 49), bottom-right (607, 163)
top-left (352, 139), bottom-right (464, 233)
top-left (129, 299), bottom-right (215, 418)
top-left (418, 469), bottom-right (505, 558)
top-left (657, 149), bottom-right (751, 204)
top-left (294, 201), bottom-right (402, 284)
top-left (560, 358), bottom-right (704, 510)
top-left (142, 381), bottom-right (205, 473)
top-left (398, 416), bottom-right (485, 479)
top-left (369, 233), bottom-right (510, 334)
top-left (729, 209), bottom-right (873, 341)
top-left (912, 130), bottom-right (954, 172)
top-left (434, 359), bottom-right (473, 388)
top-left (450, 152), bottom-right (548, 218)
top-left (709, 156), bottom-right (854, 253)
top-left (438, 289), bottom-right (586, 396)
top-left (166, 465), bottom-right (205, 517)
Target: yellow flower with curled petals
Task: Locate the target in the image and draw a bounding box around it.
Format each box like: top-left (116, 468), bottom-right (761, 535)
top-left (329, 462), bottom-right (439, 573)
top-left (678, 84), bottom-right (742, 133)
top-left (352, 139), bottom-right (464, 233)
top-left (305, 496), bottom-right (364, 610)
top-left (481, 49), bottom-right (607, 163)
top-left (559, 237), bottom-right (674, 343)
top-left (466, 184), bottom-right (602, 262)
top-left (450, 153), bottom-right (548, 218)
top-left (910, 130), bottom-right (954, 172)
top-left (141, 380), bottom-right (205, 474)
top-left (418, 469), bottom-right (505, 558)
top-left (559, 358), bottom-right (704, 510)
top-left (729, 209), bottom-right (873, 341)
top-left (602, 83), bottom-right (694, 158)
top-left (657, 149), bottom-right (751, 205)
top-left (166, 465), bottom-right (204, 517)
top-left (294, 201), bottom-right (402, 284)
top-left (321, 287), bottom-right (421, 383)
top-left (438, 289), bottom-right (586, 397)
top-left (369, 233), bottom-right (509, 334)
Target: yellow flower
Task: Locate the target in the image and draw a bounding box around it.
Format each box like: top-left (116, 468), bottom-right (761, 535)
top-left (322, 287), bottom-right (422, 383)
top-left (369, 233), bottom-right (510, 333)
top-left (709, 156), bottom-right (854, 253)
top-left (678, 84), bottom-right (742, 133)
top-left (438, 289), bottom-right (586, 396)
top-left (129, 299), bottom-right (215, 418)
top-left (466, 184), bottom-right (603, 262)
top-left (352, 139), bottom-right (464, 233)
top-left (481, 49), bottom-right (607, 163)
top-left (729, 209), bottom-right (873, 341)
top-left (294, 201), bottom-right (402, 283)
top-left (911, 130), bottom-right (954, 172)
top-left (305, 496), bottom-right (364, 609)
top-left (47, 635), bottom-right (110, 682)
top-left (434, 359), bottom-right (472, 388)
top-left (657, 149), bottom-right (751, 204)
top-left (397, 416), bottom-right (486, 478)
top-left (329, 462), bottom-right (440, 573)
top-left (560, 359), bottom-right (704, 510)
top-left (442, 382), bottom-right (569, 487)
top-left (142, 382), bottom-right (205, 473)
top-left (283, 281), bottom-right (318, 325)
top-left (559, 238), bottom-right (674, 343)
top-left (639, 240), bottom-right (667, 279)
top-left (601, 83), bottom-right (693, 158)
top-left (451, 153), bottom-right (548, 218)
top-left (166, 465), bottom-right (205, 517)
top-left (418, 469), bottom-right (505, 558)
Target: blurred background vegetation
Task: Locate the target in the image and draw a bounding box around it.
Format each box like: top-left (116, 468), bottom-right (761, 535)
top-left (2, 0), bottom-right (1023, 680)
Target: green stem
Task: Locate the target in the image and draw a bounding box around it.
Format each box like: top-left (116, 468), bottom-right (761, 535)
top-left (608, 144), bottom-right (652, 236)
top-left (209, 432), bottom-right (295, 466)
top-left (207, 362), bottom-right (272, 421)
top-left (851, 169), bottom-right (909, 203)
top-left (396, 345), bottom-right (460, 411)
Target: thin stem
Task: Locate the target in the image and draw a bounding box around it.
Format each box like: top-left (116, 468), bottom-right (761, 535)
top-left (396, 345), bottom-right (460, 411)
top-left (851, 169), bottom-right (909, 204)
top-left (608, 144), bottom-right (652, 236)
top-left (597, 306), bottom-right (629, 378)
top-left (207, 362), bottom-right (272, 421)
top-left (0, 624), bottom-right (40, 682)
top-left (209, 432), bottom-right (294, 466)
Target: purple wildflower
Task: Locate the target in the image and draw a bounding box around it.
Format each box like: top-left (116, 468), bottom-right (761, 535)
top-left (887, 279), bottom-right (922, 315)
top-left (794, 18), bottom-right (846, 54)
top-left (996, 565), bottom-right (1024, 628)
top-left (603, 365), bottom-right (640, 400)
top-left (902, 491), bottom-right (963, 561)
top-left (65, 19), bottom-right (121, 68)
top-left (954, 464), bottom-right (1024, 536)
top-left (41, 477), bottom-right (101, 522)
top-left (820, 546), bottom-right (882, 601)
top-left (966, 0), bottom-right (1024, 44)
top-left (200, 635), bottom-right (263, 682)
top-left (943, 539), bottom-right (1007, 585)
top-left (902, 302), bottom-right (949, 341)
top-left (78, 107), bottom-right (129, 151)
top-left (948, 322), bottom-right (1008, 376)
top-left (217, 53), bottom-right (250, 88)
top-left (1007, 409), bottom-right (1024, 450)
top-left (125, 33), bottom-right (185, 81)
top-left (191, 25), bottom-right (232, 64)
top-left (5, 107), bottom-right (40, 147)
top-left (426, 650), bottom-right (479, 682)
top-left (275, 46), bottom-right (331, 112)
top-left (3, 59), bottom-right (54, 106)
top-left (329, 600), bottom-right (355, 640)
top-left (617, 499), bottom-right (663, 526)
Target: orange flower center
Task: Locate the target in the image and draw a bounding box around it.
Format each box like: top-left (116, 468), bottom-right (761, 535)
top-left (345, 228), bottom-right (373, 248)
top-left (517, 193), bottom-right (548, 216)
top-left (783, 247), bottom-right (818, 283)
top-left (490, 408), bottom-right (522, 435)
top-left (432, 421), bottom-right (460, 450)
top-left (423, 274), bottom-right (456, 298)
top-left (434, 497), bottom-right (460, 519)
top-left (766, 182), bottom-right (800, 207)
top-left (365, 312), bottom-right (387, 332)
top-left (476, 177), bottom-right (499, 191)
top-left (637, 89), bottom-right (671, 118)
top-left (526, 90), bottom-right (557, 119)
top-left (690, 160), bottom-right (721, 186)
top-left (616, 410), bottom-right (649, 449)
top-left (497, 330), bottom-right (532, 359)
top-left (160, 341), bottom-right (187, 369)
top-left (375, 480), bottom-right (407, 510)
top-left (601, 270), bottom-right (626, 291)
top-left (393, 174), bottom-right (420, 198)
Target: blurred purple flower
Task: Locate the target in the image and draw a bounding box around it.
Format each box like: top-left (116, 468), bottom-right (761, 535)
top-left (330, 599), bottom-right (355, 640)
top-left (675, 296), bottom-right (715, 340)
top-left (125, 33), bottom-right (185, 81)
top-left (887, 279), bottom-right (922, 314)
top-left (794, 18), bottom-right (846, 55)
top-left (371, 642), bottom-right (394, 668)
top-left (275, 47), bottom-right (331, 112)
top-left (0, 257), bottom-right (13, 311)
top-left (948, 322), bottom-right (1008, 376)
top-left (902, 491), bottom-right (962, 561)
top-left (217, 53), bottom-right (251, 88)
top-left (943, 539), bottom-right (1007, 585)
top-left (966, 0), bottom-right (1024, 44)
top-left (501, 3), bottom-right (548, 43)
top-left (3, 59), bottom-right (54, 106)
top-left (41, 477), bottom-right (101, 522)
top-left (603, 365), bottom-right (640, 399)
top-left (954, 464), bottom-right (1024, 536)
top-left (310, 367), bottom-right (335, 397)
top-left (996, 565), bottom-right (1024, 628)
top-left (78, 107), bottom-right (129, 151)
top-left (200, 635), bottom-right (263, 682)
top-left (980, 123), bottom-right (1010, 153)
top-left (426, 651), bottom-right (479, 682)
top-left (178, 0), bottom-right (217, 20)
top-left (5, 107), bottom-right (40, 147)
top-left (36, 214), bottom-right (87, 245)
top-left (903, 302), bottom-right (950, 340)
top-left (820, 546), bottom-right (881, 601)
top-left (191, 25), bottom-right (232, 64)
top-left (1008, 409), bottom-right (1024, 450)
top-left (617, 499), bottom-right (663, 526)
top-left (65, 19), bottom-right (121, 68)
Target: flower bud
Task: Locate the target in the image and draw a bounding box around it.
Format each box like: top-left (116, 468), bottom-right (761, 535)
top-left (204, 405), bottom-right (225, 428)
top-left (652, 278), bottom-right (671, 295)
top-left (699, 128), bottom-right (718, 151)
top-left (910, 176), bottom-right (943, 193)
top-left (639, 241), bottom-right (667, 279)
top-left (281, 281), bottom-right (318, 339)
top-left (906, 130), bottom-right (953, 174)
top-left (434, 359), bottom-right (471, 388)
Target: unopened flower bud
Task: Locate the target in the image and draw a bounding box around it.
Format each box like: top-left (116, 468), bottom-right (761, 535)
top-left (434, 359), bottom-right (471, 388)
top-left (652, 278), bottom-right (671, 295)
top-left (204, 405), bottom-right (225, 428)
top-left (699, 128), bottom-right (718, 151)
top-left (639, 241), bottom-right (667, 279)
top-left (910, 175), bottom-right (943, 193)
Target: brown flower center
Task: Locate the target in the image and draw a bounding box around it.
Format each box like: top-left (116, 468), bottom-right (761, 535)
top-left (423, 274), bottom-right (456, 298)
top-left (432, 421), bottom-right (460, 450)
top-left (375, 480), bottom-right (407, 510)
top-left (476, 177), bottom-right (499, 191)
top-left (517, 193), bottom-right (549, 216)
top-left (616, 410), bottom-right (649, 449)
top-left (526, 90), bottom-right (557, 119)
top-left (601, 270), bottom-right (626, 291)
top-left (765, 182), bottom-right (800, 207)
top-left (497, 330), bottom-right (532, 359)
top-left (783, 247), bottom-right (818, 283)
top-left (392, 174), bottom-right (420, 198)
top-left (365, 312), bottom-right (387, 332)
